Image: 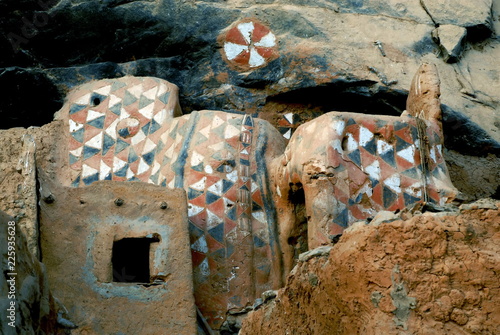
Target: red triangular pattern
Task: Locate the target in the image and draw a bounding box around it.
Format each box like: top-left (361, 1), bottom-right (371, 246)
top-left (345, 124), bottom-right (360, 142)
top-left (251, 189), bottom-right (264, 206)
top-left (128, 159), bottom-right (140, 174)
top-left (361, 118), bottom-right (377, 133)
top-left (427, 187), bottom-right (441, 204)
top-left (68, 136), bottom-right (83, 150)
top-left (206, 234), bottom-right (225, 253)
top-left (83, 126), bottom-right (103, 142)
top-left (232, 50), bottom-right (250, 66)
top-left (375, 123), bottom-right (394, 139)
top-left (191, 250), bottom-right (206, 268)
top-left (349, 205), bottom-right (367, 221)
top-left (104, 112), bottom-right (119, 129)
top-left (396, 154), bottom-right (415, 171)
top-left (207, 258), bottom-right (220, 273)
top-left (371, 183), bottom-right (384, 207)
top-left (189, 193), bottom-right (207, 208)
top-left (101, 149), bottom-right (115, 169)
top-left (252, 23), bottom-right (270, 42)
top-left (226, 27), bottom-right (248, 45)
top-left (189, 210), bottom-right (207, 230)
top-left (333, 185), bottom-right (349, 204)
top-left (207, 198), bottom-right (225, 217)
top-left (379, 158), bottom-right (396, 182)
top-left (186, 170), bottom-right (207, 186)
top-left (142, 78), bottom-right (158, 91)
top-left (388, 195), bottom-right (405, 212)
top-left (70, 109), bottom-right (89, 124)
top-left (83, 154), bottom-right (101, 170)
top-left (255, 46), bottom-right (275, 59)
top-left (224, 218), bottom-right (237, 235)
top-left (205, 175), bottom-right (222, 188)
top-left (399, 174), bottom-right (420, 189)
top-left (394, 127), bottom-right (414, 144)
top-left (70, 160), bottom-right (82, 171)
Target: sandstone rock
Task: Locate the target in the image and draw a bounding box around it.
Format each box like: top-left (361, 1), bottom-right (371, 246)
top-left (445, 149), bottom-right (500, 200)
top-left (432, 25), bottom-right (468, 63)
top-left (298, 246), bottom-right (333, 263)
top-left (459, 197), bottom-right (499, 210)
top-left (240, 206), bottom-right (500, 334)
top-left (0, 128), bottom-right (40, 257)
top-left (0, 210), bottom-right (58, 334)
top-left (421, 0), bottom-right (493, 32)
top-left (0, 0), bottom-right (499, 162)
top-left (370, 211), bottom-right (400, 226)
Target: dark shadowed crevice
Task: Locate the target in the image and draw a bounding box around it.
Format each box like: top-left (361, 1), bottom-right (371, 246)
top-left (0, 67), bottom-right (64, 129)
top-left (490, 185), bottom-right (500, 200)
top-left (264, 84), bottom-right (408, 117)
top-left (441, 104), bottom-right (500, 156)
top-left (287, 183), bottom-right (308, 263)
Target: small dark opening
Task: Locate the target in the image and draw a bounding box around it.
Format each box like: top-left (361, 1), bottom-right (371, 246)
top-left (112, 237), bottom-right (159, 283)
top-left (91, 97), bottom-right (101, 106)
top-left (287, 183), bottom-right (308, 261)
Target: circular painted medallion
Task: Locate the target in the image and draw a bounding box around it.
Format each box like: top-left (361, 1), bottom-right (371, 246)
top-left (219, 19), bottom-right (279, 70)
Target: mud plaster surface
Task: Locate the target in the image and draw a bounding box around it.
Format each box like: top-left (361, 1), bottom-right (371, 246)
top-left (241, 205), bottom-right (500, 335)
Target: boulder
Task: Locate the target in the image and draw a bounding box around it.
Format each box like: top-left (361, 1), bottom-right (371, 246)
top-left (240, 204), bottom-right (500, 334)
top-left (432, 25), bottom-right (468, 63)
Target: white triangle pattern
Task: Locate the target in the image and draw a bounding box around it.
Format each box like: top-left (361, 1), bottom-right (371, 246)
top-left (208, 180), bottom-right (223, 196)
top-left (113, 157), bottom-right (127, 171)
top-left (128, 84), bottom-right (143, 99)
top-left (87, 110), bottom-right (105, 122)
top-left (82, 164), bottom-right (98, 178)
top-left (137, 158), bottom-right (150, 175)
top-left (188, 203), bottom-right (204, 217)
top-left (191, 236), bottom-right (208, 253)
top-left (86, 133), bottom-right (103, 149)
top-left (99, 161), bottom-right (111, 180)
top-left (206, 209), bottom-right (222, 229)
top-left (95, 85), bottom-right (111, 96)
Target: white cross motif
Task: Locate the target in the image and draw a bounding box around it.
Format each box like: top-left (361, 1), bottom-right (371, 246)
top-left (222, 20), bottom-right (278, 69)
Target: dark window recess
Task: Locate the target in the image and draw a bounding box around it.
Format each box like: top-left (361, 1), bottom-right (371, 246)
top-left (112, 237), bottom-right (159, 283)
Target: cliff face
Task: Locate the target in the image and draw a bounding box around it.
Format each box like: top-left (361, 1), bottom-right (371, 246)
top-left (0, 0), bottom-right (499, 200)
top-left (241, 201), bottom-right (500, 334)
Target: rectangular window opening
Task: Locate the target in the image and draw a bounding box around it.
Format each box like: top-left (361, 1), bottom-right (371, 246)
top-left (112, 236), bottom-right (159, 283)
